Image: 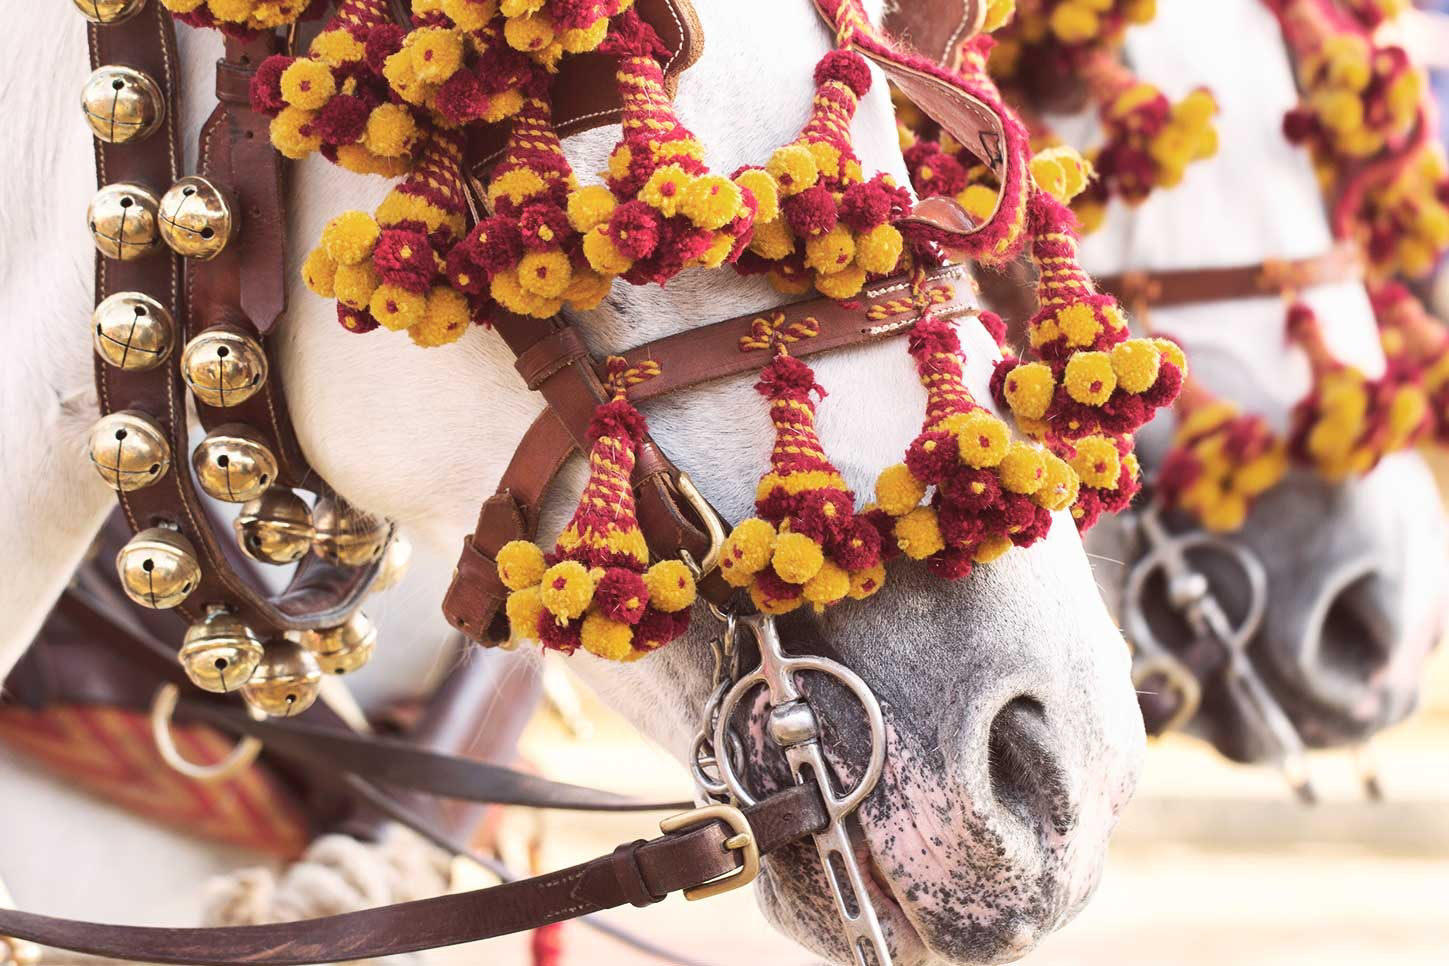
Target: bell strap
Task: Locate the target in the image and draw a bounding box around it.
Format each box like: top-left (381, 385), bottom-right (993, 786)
top-left (0, 780), bottom-right (827, 965)
top-left (441, 263), bottom-right (976, 643)
top-left (1094, 242), bottom-right (1364, 313)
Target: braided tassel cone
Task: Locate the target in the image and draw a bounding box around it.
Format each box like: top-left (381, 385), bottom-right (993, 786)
top-left (302, 129), bottom-right (478, 346)
top-left (496, 365), bottom-right (696, 660)
top-left (572, 12), bottom-right (758, 287)
top-left (872, 317), bottom-right (1077, 580)
top-left (447, 97), bottom-right (613, 319)
top-left (1372, 282), bottom-right (1449, 441)
top-left (1286, 302), bottom-right (1428, 480)
top-left (1156, 379), bottom-right (1289, 532)
top-left (251, 0), bottom-right (420, 175)
top-left (717, 355), bottom-right (886, 614)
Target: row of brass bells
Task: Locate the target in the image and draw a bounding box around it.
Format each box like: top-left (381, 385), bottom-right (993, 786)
top-left (93, 291), bottom-right (174, 370)
top-left (179, 607), bottom-right (262, 692)
top-left (82, 65), bottom-right (164, 144)
top-left (371, 534), bottom-right (412, 594)
top-left (88, 410), bottom-right (169, 491)
top-left (236, 489), bottom-right (314, 564)
top-left (117, 527), bottom-right (200, 609)
top-left (303, 612), bottom-right (377, 675)
top-left (88, 177), bottom-right (234, 261)
top-left (313, 498), bottom-right (390, 567)
top-left (193, 425), bottom-right (279, 503)
top-left (72, 0), bottom-right (147, 24)
top-left (241, 640), bottom-right (322, 718)
top-left (181, 327), bottom-right (268, 408)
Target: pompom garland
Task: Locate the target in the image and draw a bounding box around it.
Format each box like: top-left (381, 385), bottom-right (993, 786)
top-left (162, 0), bottom-right (317, 35)
top-left (498, 359), bottom-right (694, 660)
top-left (1371, 282), bottom-right (1449, 443)
top-left (870, 316), bottom-right (1076, 580)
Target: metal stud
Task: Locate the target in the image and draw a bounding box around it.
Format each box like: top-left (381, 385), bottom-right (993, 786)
top-left (158, 176), bottom-right (235, 260)
top-left (241, 640), bottom-right (322, 718)
top-left (370, 534), bottom-right (412, 594)
top-left (312, 497), bottom-right (390, 567)
top-left (71, 0), bottom-right (148, 24)
top-left (92, 291), bottom-right (174, 370)
top-left (88, 410), bottom-right (170, 491)
top-left (179, 607), bottom-right (264, 694)
top-left (180, 327), bottom-right (268, 408)
top-left (303, 612), bottom-right (377, 675)
top-left (81, 65), bottom-right (164, 144)
top-left (115, 527), bottom-right (199, 609)
top-left (88, 182), bottom-right (161, 261)
top-left (235, 489), bottom-right (314, 565)
top-left (192, 425), bottom-right (278, 504)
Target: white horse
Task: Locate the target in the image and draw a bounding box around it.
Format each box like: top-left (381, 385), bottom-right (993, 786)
top-left (1066, 0), bottom-right (1449, 761)
top-left (0, 2), bottom-right (1146, 964)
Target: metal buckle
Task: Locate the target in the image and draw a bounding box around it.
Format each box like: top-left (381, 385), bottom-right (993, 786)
top-left (659, 804), bottom-right (760, 901)
top-left (672, 471), bottom-right (726, 576)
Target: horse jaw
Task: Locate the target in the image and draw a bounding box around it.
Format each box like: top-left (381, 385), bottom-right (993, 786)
top-left (1069, 0), bottom-right (1449, 757)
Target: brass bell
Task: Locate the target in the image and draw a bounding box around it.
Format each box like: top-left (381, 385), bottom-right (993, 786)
top-left (116, 527), bottom-right (200, 609)
top-left (240, 640), bottom-right (322, 718)
top-left (303, 612), bottom-right (377, 675)
top-left (88, 410), bottom-right (170, 491)
top-left (192, 425), bottom-right (279, 503)
top-left (179, 608), bottom-right (264, 693)
top-left (235, 489), bottom-right (314, 565)
top-left (312, 497), bottom-right (390, 567)
top-left (88, 182), bottom-right (161, 261)
top-left (81, 65), bottom-right (164, 144)
top-left (370, 534), bottom-right (412, 594)
top-left (158, 176), bottom-right (236, 260)
top-left (93, 291), bottom-right (174, 370)
top-left (71, 0), bottom-right (147, 24)
top-left (180, 327), bottom-right (268, 408)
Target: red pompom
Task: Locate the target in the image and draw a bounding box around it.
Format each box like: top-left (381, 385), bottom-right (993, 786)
top-left (755, 354), bottom-right (824, 401)
top-left (783, 185), bottom-right (839, 237)
top-left (813, 50), bottom-right (872, 98)
top-left (904, 429), bottom-right (959, 483)
top-left (337, 304), bottom-right (379, 333)
top-left (435, 69), bottom-right (488, 126)
top-left (312, 94), bottom-right (369, 145)
top-left (588, 399), bottom-right (649, 445)
top-left (977, 311), bottom-right (1007, 347)
top-left (838, 179), bottom-right (895, 232)
top-left (606, 201), bottom-right (662, 259)
top-left (599, 9), bottom-right (669, 60)
top-left (926, 547), bottom-right (974, 580)
top-left (828, 517), bottom-right (882, 572)
top-left (538, 615), bottom-right (582, 654)
top-left (518, 202), bottom-right (574, 253)
top-left (363, 23), bottom-right (406, 71)
top-left (594, 568), bottom-right (651, 625)
top-left (373, 229), bottom-right (435, 293)
top-left (250, 56), bottom-right (290, 115)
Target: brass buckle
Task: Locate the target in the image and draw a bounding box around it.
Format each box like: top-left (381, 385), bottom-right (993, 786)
top-left (658, 804), bottom-right (759, 901)
top-left (673, 471), bottom-right (727, 576)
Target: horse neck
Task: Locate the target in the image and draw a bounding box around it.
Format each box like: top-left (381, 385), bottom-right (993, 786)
top-left (1073, 0), bottom-right (1386, 428)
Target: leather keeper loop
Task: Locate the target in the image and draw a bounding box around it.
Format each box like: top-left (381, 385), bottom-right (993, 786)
top-left (215, 60), bottom-right (256, 104)
top-left (610, 840), bottom-right (665, 908)
top-left (515, 328), bottom-right (591, 392)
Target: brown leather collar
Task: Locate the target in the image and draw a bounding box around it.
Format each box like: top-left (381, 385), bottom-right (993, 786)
top-left (1094, 242), bottom-right (1364, 313)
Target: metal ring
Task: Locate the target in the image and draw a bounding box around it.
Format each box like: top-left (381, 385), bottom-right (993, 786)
top-left (149, 684), bottom-right (263, 783)
top-left (1123, 527), bottom-right (1268, 660)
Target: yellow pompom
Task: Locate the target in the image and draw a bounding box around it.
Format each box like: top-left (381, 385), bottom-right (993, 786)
top-left (804, 226), bottom-right (856, 276)
top-left (1054, 302), bottom-right (1103, 347)
top-left (560, 18), bottom-right (610, 53)
top-left (720, 518), bottom-right (777, 586)
top-left (321, 211), bottom-right (380, 266)
top-left (1238, 450), bottom-right (1288, 496)
top-left (442, 0), bottom-right (497, 31)
top-left (582, 228), bottom-right (634, 276)
top-left (956, 183), bottom-right (999, 221)
top-left (750, 582), bottom-right (803, 616)
top-left (973, 534), bottom-right (1014, 564)
top-left (280, 59), bottom-right (335, 111)
top-left (771, 532), bottom-right (825, 584)
top-left (846, 563), bottom-right (887, 600)
top-left (580, 613), bottom-right (636, 661)
top-left (501, 0), bottom-right (545, 15)
top-left (333, 144), bottom-right (410, 178)
top-left (369, 283), bottom-right (427, 331)
top-left (1153, 338), bottom-right (1188, 376)
top-left (1049, 2), bottom-right (1100, 43)
top-left (807, 141), bottom-right (843, 179)
top-left (497, 540), bottom-right (547, 591)
top-left (504, 586), bottom-right (545, 643)
top-left (491, 268), bottom-right (563, 318)
top-left (1110, 340), bottom-right (1162, 393)
top-left (1070, 435), bottom-right (1122, 489)
top-left (895, 507), bottom-right (944, 560)
top-left (481, 88), bottom-right (525, 123)
top-left (953, 410), bottom-right (1011, 469)
top-left (854, 224), bottom-right (904, 275)
top-left (734, 169), bottom-right (780, 222)
top-left (998, 443), bottom-right (1046, 495)
top-left (644, 560), bottom-right (697, 613)
top-left (332, 261), bottom-right (379, 310)
top-left (409, 287), bottom-right (471, 347)
top-left (1035, 453), bottom-right (1080, 511)
top-left (814, 264), bottom-right (867, 299)
top-left (301, 247), bottom-right (338, 298)
top-left (766, 145), bottom-right (819, 196)
top-left (309, 28), bottom-right (366, 67)
top-left (269, 106), bottom-right (321, 159)
top-left (875, 463), bottom-right (926, 516)
top-left (749, 218), bottom-right (795, 261)
top-left (641, 165), bottom-right (692, 218)
top-left (538, 561), bottom-right (596, 621)
top-left (517, 250), bottom-right (573, 298)
top-left (802, 561), bottom-right (851, 609)
top-left (563, 268), bottom-right (613, 310)
top-left (503, 13), bottom-right (555, 53)
top-left (1201, 494), bottom-right (1249, 533)
top-left (1064, 351), bottom-right (1118, 406)
top-left (1002, 361), bottom-right (1057, 420)
top-left (682, 174), bottom-right (744, 231)
top-left (363, 103), bottom-right (418, 158)
top-left (1031, 146), bottom-right (1090, 204)
top-left (692, 231), bottom-right (737, 269)
top-left (567, 185), bottom-right (617, 234)
top-left (983, 0), bottom-right (1017, 32)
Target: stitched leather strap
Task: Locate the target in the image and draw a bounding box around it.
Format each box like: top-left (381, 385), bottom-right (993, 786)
top-left (1095, 243), bottom-right (1364, 313)
top-left (882, 0), bottom-right (988, 68)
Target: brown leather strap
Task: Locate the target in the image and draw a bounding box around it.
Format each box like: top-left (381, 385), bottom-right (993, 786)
top-left (1095, 243), bottom-right (1364, 313)
top-left (882, 0), bottom-right (988, 68)
top-left (441, 264), bottom-right (976, 642)
top-left (0, 781), bottom-right (827, 965)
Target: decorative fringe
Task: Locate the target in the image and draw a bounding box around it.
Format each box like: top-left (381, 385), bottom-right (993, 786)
top-left (498, 358), bottom-right (695, 660)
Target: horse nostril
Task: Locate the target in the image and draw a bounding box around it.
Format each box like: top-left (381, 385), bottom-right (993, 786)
top-left (987, 696), bottom-right (1078, 836)
top-left (1313, 572), bottom-right (1394, 686)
